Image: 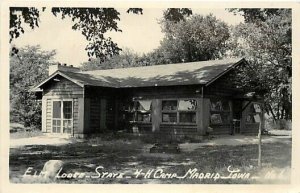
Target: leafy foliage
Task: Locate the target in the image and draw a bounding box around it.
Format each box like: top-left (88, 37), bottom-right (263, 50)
top-left (9, 7), bottom-right (188, 62)
top-left (51, 8), bottom-right (121, 60)
top-left (228, 8), bottom-right (287, 23)
top-left (81, 48), bottom-right (145, 70)
top-left (9, 7), bottom-right (144, 61)
top-left (163, 8), bottom-right (192, 22)
top-left (228, 9), bottom-right (292, 120)
top-left (10, 46), bottom-right (56, 128)
top-left (9, 7), bottom-right (41, 42)
top-left (158, 14), bottom-right (230, 63)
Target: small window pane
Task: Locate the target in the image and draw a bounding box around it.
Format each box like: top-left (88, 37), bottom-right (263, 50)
top-left (53, 101), bottom-right (61, 118)
top-left (63, 120), bottom-right (72, 133)
top-left (179, 112), bottom-right (196, 123)
top-left (178, 100), bottom-right (197, 111)
top-left (162, 113), bottom-right (177, 122)
top-left (52, 119), bottom-right (61, 133)
top-left (63, 101), bottom-right (72, 119)
top-left (162, 100), bottom-right (177, 111)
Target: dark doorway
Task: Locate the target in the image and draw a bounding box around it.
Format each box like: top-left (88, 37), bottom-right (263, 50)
top-left (232, 100), bottom-right (242, 134)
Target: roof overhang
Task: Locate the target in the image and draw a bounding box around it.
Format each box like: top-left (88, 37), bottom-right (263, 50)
top-left (30, 58), bottom-right (247, 92)
top-left (205, 58), bottom-right (247, 86)
top-left (30, 71), bottom-right (84, 92)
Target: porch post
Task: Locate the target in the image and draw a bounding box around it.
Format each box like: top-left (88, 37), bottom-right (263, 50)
top-left (152, 99), bottom-right (161, 132)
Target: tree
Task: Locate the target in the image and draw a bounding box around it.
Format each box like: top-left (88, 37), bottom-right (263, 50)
top-left (9, 7), bottom-right (143, 61)
top-left (163, 8), bottom-right (192, 22)
top-left (81, 48), bottom-right (145, 70)
top-left (10, 45), bottom-right (56, 128)
top-left (140, 47), bottom-right (173, 66)
top-left (228, 9), bottom-right (291, 121)
top-left (158, 14), bottom-right (230, 63)
top-left (10, 8), bottom-right (193, 63)
top-left (228, 8), bottom-right (287, 24)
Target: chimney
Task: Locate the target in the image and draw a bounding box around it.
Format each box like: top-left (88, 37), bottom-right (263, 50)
top-left (48, 63), bottom-right (81, 76)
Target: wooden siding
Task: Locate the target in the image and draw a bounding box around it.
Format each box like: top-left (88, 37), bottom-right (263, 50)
top-left (46, 98), bottom-right (52, 133)
top-left (159, 124), bottom-right (198, 136)
top-left (243, 123), bottom-right (259, 134)
top-left (42, 98), bottom-right (47, 132)
top-left (73, 98), bottom-right (79, 135)
top-left (210, 124), bottom-right (232, 135)
top-left (106, 98), bottom-right (115, 130)
top-left (119, 85), bottom-right (202, 100)
top-left (43, 76), bottom-right (83, 97)
top-left (100, 99), bottom-right (107, 130)
top-left (137, 123), bottom-right (152, 133)
top-left (89, 98), bottom-right (101, 132)
top-left (204, 70), bottom-right (242, 98)
top-left (202, 98), bottom-right (210, 134)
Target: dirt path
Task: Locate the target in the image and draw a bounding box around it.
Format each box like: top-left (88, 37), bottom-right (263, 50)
top-left (180, 135), bottom-right (291, 152)
top-left (10, 135), bottom-right (79, 148)
top-left (11, 134), bottom-right (291, 151)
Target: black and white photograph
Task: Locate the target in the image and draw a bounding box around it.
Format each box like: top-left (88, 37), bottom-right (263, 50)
top-left (0, 1), bottom-right (298, 190)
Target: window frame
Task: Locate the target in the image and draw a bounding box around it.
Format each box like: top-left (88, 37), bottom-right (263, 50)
top-left (161, 98), bottom-right (197, 125)
top-left (136, 100), bottom-right (152, 123)
top-left (132, 100), bottom-right (153, 124)
top-left (51, 99), bottom-right (73, 134)
top-left (209, 98), bottom-right (232, 125)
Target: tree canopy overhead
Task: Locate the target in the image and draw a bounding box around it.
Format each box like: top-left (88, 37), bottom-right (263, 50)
top-left (158, 14), bottom-right (230, 63)
top-left (228, 8), bottom-right (288, 24)
top-left (229, 8), bottom-right (291, 120)
top-left (9, 7), bottom-right (190, 62)
top-left (9, 7), bottom-right (143, 61)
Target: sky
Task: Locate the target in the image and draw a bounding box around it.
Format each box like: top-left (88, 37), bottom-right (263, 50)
top-left (13, 8), bottom-right (244, 67)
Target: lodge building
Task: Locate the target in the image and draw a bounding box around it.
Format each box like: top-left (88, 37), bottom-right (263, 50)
top-left (32, 58), bottom-right (264, 138)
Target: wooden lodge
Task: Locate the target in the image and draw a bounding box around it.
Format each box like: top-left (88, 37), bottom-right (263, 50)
top-left (32, 58), bottom-right (264, 138)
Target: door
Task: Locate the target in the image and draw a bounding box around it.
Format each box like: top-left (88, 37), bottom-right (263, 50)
top-left (52, 100), bottom-right (73, 134)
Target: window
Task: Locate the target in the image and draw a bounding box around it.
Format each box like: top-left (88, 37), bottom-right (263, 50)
top-left (52, 100), bottom-right (73, 134)
top-left (210, 99), bottom-right (231, 125)
top-left (136, 100), bottom-right (152, 123)
top-left (162, 99), bottom-right (197, 123)
top-left (162, 100), bottom-right (178, 123)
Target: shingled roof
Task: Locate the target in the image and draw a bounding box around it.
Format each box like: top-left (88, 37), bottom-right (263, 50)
top-left (32, 58), bottom-right (245, 90)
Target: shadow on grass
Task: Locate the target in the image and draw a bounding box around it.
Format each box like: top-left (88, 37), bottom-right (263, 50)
top-left (9, 136), bottom-right (291, 184)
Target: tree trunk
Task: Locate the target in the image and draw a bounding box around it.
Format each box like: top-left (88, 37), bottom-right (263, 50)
top-left (258, 112), bottom-right (262, 167)
top-left (267, 104), bottom-right (277, 121)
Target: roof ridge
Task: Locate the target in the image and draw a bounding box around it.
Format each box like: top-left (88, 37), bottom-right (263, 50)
top-left (31, 58), bottom-right (245, 91)
top-left (82, 57), bottom-right (243, 73)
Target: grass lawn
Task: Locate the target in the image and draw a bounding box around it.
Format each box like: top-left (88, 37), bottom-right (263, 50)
top-left (9, 134), bottom-right (291, 184)
top-left (10, 122), bottom-right (43, 139)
